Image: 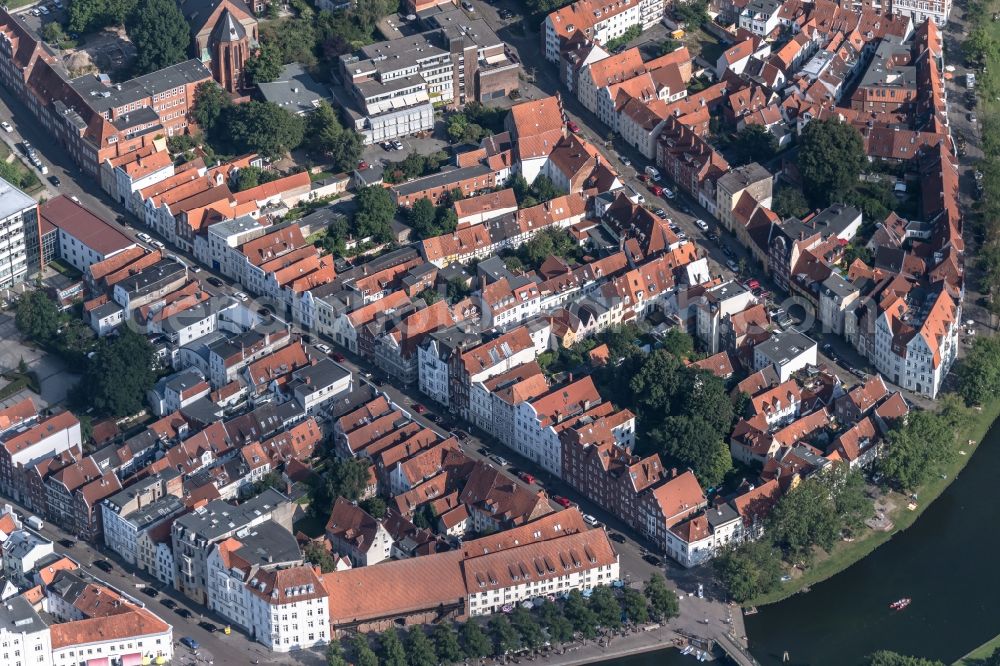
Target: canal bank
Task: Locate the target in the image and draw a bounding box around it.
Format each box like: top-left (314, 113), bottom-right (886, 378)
top-left (745, 399), bottom-right (1000, 665)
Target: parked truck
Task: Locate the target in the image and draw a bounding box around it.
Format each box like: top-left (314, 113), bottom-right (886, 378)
top-left (26, 515), bottom-right (43, 530)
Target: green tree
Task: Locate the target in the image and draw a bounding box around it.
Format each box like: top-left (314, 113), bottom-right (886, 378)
top-left (379, 628), bottom-right (407, 666)
top-left (537, 600), bottom-right (574, 643)
top-left (865, 651), bottom-right (946, 666)
top-left (650, 417), bottom-right (731, 486)
top-left (660, 328), bottom-right (694, 359)
top-left (531, 175), bottom-right (563, 203)
top-left (69, 0), bottom-right (136, 33)
top-left (643, 574), bottom-right (679, 621)
top-left (308, 102), bottom-right (363, 171)
top-left (957, 335), bottom-right (1000, 405)
top-left (407, 628), bottom-right (437, 666)
top-left (768, 475), bottom-right (842, 561)
top-left (772, 186), bottom-right (810, 218)
top-left (797, 119), bottom-right (865, 208)
top-left (590, 585), bottom-right (622, 629)
top-left (460, 620), bottom-right (492, 659)
top-left (351, 635), bottom-right (379, 666)
top-left (77, 328), bottom-right (156, 418)
top-left (488, 616), bottom-right (520, 656)
top-left (360, 496), bottom-right (387, 519)
top-left (125, 0), bottom-right (190, 74)
top-left (432, 623), bottom-right (463, 665)
top-left (674, 0), bottom-right (708, 26)
top-left (510, 606), bottom-right (544, 648)
top-left (714, 541), bottom-right (783, 603)
top-left (830, 465), bottom-right (872, 535)
top-left (880, 408), bottom-right (957, 490)
top-left (621, 587), bottom-right (650, 624)
top-left (245, 44), bottom-right (284, 85)
top-left (407, 198), bottom-right (438, 238)
top-left (303, 541), bottom-right (337, 573)
top-left (309, 457), bottom-right (372, 517)
top-left (15, 290), bottom-right (60, 342)
top-left (964, 25), bottom-right (998, 68)
top-left (731, 126), bottom-right (778, 166)
top-left (326, 640), bottom-right (348, 666)
top-left (192, 82), bottom-right (232, 134)
top-left (353, 185), bottom-right (397, 242)
top-left (42, 21), bottom-right (66, 45)
top-left (563, 589), bottom-right (599, 637)
top-left (226, 101), bottom-right (306, 159)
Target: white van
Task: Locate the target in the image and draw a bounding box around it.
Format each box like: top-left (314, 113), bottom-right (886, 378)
top-left (644, 165), bottom-right (661, 181)
top-left (27, 515), bottom-right (44, 530)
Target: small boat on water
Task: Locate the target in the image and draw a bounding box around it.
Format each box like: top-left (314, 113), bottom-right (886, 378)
top-left (890, 598), bottom-right (911, 611)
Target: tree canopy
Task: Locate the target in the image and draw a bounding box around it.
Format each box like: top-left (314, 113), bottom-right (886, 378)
top-left (191, 85), bottom-right (306, 159)
top-left (772, 186), bottom-right (811, 219)
top-left (353, 185), bottom-right (397, 243)
top-left (125, 0), bottom-right (190, 75)
top-left (797, 119), bottom-right (866, 208)
top-left (244, 44), bottom-right (284, 85)
top-left (714, 540), bottom-right (783, 603)
top-left (730, 125), bottom-right (778, 166)
top-left (879, 401), bottom-right (964, 490)
top-left (76, 327), bottom-right (156, 418)
top-left (957, 335), bottom-right (1000, 405)
top-left (15, 291), bottom-right (60, 342)
top-left (69, 0), bottom-right (136, 34)
top-left (307, 102), bottom-right (363, 171)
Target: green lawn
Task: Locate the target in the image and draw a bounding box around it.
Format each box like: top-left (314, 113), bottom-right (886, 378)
top-left (683, 26), bottom-right (725, 66)
top-left (955, 631), bottom-right (1000, 665)
top-left (48, 258), bottom-right (83, 280)
top-left (748, 398), bottom-right (1000, 607)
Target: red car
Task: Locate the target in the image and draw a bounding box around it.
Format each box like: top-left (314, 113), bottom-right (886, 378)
top-left (566, 120), bottom-right (580, 133)
top-left (637, 173), bottom-right (649, 183)
top-left (648, 183), bottom-right (663, 197)
top-left (746, 279), bottom-right (760, 290)
top-left (553, 496), bottom-right (572, 508)
top-left (413, 403), bottom-right (426, 414)
top-left (332, 352), bottom-right (346, 362)
top-left (518, 472), bottom-right (536, 484)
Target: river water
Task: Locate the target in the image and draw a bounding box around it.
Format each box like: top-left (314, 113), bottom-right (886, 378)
top-left (603, 418), bottom-right (1000, 666)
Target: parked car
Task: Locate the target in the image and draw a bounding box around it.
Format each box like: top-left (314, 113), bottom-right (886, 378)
top-left (491, 455), bottom-right (510, 466)
top-left (141, 587), bottom-right (159, 598)
top-left (553, 496), bottom-right (573, 508)
top-left (609, 532), bottom-right (627, 543)
top-left (206, 276), bottom-right (224, 288)
top-left (0, 121), bottom-right (11, 133)
top-left (636, 173), bottom-right (649, 183)
top-left (644, 165), bottom-right (661, 181)
top-left (566, 119), bottom-right (580, 133)
top-left (380, 141), bottom-right (393, 151)
top-left (498, 7), bottom-right (513, 18)
top-left (198, 621), bottom-right (218, 633)
top-left (57, 539), bottom-right (75, 548)
top-left (726, 258), bottom-right (740, 272)
top-left (518, 472), bottom-right (536, 484)
top-left (233, 291), bottom-right (248, 302)
top-left (332, 352), bottom-right (346, 362)
top-left (461, 0), bottom-right (474, 10)
top-left (93, 560), bottom-right (113, 573)
top-left (662, 187), bottom-right (676, 199)
top-left (642, 554), bottom-right (663, 566)
top-left (316, 343), bottom-right (332, 354)
top-left (176, 608), bottom-right (193, 619)
top-left (647, 183), bottom-right (663, 197)
top-left (161, 599), bottom-right (177, 609)
top-left (412, 403), bottom-right (426, 413)
top-left (619, 155), bottom-right (631, 167)
top-left (180, 637), bottom-right (199, 651)
top-left (150, 239), bottom-right (165, 250)
top-left (694, 218), bottom-right (709, 231)
top-left (582, 513), bottom-right (599, 526)
top-left (653, 208), bottom-right (667, 217)
top-left (391, 139), bottom-right (404, 151)
top-left (190, 265), bottom-right (201, 273)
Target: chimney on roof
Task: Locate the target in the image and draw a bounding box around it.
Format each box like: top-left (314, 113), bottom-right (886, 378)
top-left (670, 467), bottom-right (678, 478)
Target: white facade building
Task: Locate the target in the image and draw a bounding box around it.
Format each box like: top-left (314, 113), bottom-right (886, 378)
top-left (0, 177), bottom-right (37, 289)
